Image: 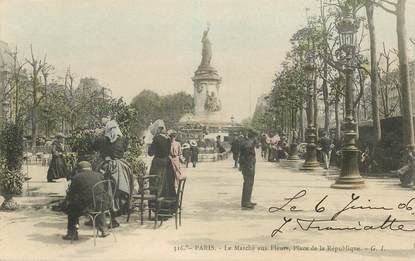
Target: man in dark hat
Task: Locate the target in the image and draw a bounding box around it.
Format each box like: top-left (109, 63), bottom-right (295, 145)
top-left (62, 161), bottom-right (109, 241)
top-left (216, 135), bottom-right (225, 153)
top-left (239, 129), bottom-right (258, 210)
top-left (189, 140), bottom-right (199, 168)
top-left (231, 136), bottom-right (241, 168)
top-left (319, 131), bottom-right (333, 169)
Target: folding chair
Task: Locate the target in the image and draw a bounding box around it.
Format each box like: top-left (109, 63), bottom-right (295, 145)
top-left (86, 179), bottom-right (117, 246)
top-left (127, 174), bottom-right (160, 228)
top-left (155, 178), bottom-right (186, 229)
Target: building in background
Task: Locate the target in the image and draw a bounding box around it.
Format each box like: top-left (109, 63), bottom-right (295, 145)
top-left (0, 41), bottom-right (12, 127)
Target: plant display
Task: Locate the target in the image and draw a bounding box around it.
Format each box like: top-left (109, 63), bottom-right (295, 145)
top-left (0, 122), bottom-right (25, 210)
top-left (125, 137), bottom-right (147, 177)
top-left (67, 129), bottom-right (96, 156)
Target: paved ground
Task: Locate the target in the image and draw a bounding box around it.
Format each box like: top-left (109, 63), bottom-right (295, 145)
top-left (0, 155), bottom-right (415, 261)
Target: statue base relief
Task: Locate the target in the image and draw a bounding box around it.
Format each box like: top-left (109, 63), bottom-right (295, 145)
top-left (179, 111), bottom-right (235, 128)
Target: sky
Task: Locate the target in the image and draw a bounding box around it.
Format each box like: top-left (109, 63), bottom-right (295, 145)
top-left (0, 0), bottom-right (414, 120)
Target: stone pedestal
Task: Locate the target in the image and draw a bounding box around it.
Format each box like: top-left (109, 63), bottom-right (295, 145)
top-left (192, 66), bottom-right (222, 115)
top-left (331, 117), bottom-right (365, 189)
top-left (300, 126), bottom-right (322, 171)
top-left (287, 143), bottom-right (300, 161)
top-left (178, 27), bottom-right (243, 162)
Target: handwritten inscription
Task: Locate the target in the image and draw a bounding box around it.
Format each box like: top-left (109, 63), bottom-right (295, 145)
top-left (269, 190), bottom-right (415, 237)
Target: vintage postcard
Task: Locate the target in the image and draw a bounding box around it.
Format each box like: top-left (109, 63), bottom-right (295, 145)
top-left (0, 0), bottom-right (415, 260)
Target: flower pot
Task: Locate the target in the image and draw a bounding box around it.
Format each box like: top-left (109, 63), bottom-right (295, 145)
top-left (0, 193), bottom-right (18, 210)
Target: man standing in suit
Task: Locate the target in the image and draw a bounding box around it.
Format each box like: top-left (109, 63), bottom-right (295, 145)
top-left (319, 132), bottom-right (333, 169)
top-left (190, 140), bottom-right (199, 168)
top-left (63, 161), bottom-right (109, 240)
top-left (231, 136), bottom-right (241, 168)
top-left (239, 129), bottom-right (258, 210)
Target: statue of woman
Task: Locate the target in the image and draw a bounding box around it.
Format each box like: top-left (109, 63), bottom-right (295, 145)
top-left (200, 26), bottom-right (212, 67)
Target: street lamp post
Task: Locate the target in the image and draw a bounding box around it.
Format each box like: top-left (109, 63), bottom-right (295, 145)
top-left (288, 133), bottom-right (300, 160)
top-left (331, 7), bottom-right (365, 189)
top-left (300, 62), bottom-right (320, 170)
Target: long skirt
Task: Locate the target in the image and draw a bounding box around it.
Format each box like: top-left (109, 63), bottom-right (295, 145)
top-left (47, 156), bottom-right (68, 181)
top-left (96, 159), bottom-right (133, 215)
top-left (149, 157), bottom-right (176, 213)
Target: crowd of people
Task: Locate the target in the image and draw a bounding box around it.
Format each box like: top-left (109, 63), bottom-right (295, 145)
top-left (46, 118), bottom-right (189, 241)
top-left (43, 121), bottom-right (415, 241)
top-left (248, 130), bottom-right (337, 170)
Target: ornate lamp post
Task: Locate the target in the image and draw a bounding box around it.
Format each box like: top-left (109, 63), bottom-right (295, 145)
top-left (300, 62), bottom-right (320, 170)
top-left (331, 7), bottom-right (365, 189)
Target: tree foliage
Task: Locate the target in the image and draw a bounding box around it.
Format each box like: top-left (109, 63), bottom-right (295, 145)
top-left (131, 90), bottom-right (193, 132)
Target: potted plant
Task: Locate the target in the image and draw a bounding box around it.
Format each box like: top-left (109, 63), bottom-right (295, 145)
top-left (0, 122), bottom-right (24, 210)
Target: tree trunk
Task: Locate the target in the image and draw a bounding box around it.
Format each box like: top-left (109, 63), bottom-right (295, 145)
top-left (31, 80), bottom-right (38, 148)
top-left (299, 107), bottom-right (304, 142)
top-left (313, 76), bottom-right (318, 137)
top-left (335, 94), bottom-right (341, 144)
top-left (44, 79), bottom-right (49, 138)
top-left (322, 62), bottom-right (330, 134)
top-left (396, 0), bottom-right (414, 149)
top-left (366, 1), bottom-right (382, 143)
top-left (355, 103), bottom-right (360, 140)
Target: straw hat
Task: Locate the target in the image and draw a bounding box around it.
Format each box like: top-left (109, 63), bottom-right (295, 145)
top-left (190, 140), bottom-right (198, 147)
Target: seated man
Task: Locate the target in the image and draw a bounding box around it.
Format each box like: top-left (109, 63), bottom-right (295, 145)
top-left (392, 146), bottom-right (415, 187)
top-left (62, 161), bottom-right (109, 241)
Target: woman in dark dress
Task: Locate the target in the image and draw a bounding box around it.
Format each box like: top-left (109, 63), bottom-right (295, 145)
top-left (148, 126), bottom-right (177, 218)
top-left (47, 133), bottom-right (68, 182)
top-left (95, 120), bottom-right (132, 215)
top-left (148, 127), bottom-right (175, 196)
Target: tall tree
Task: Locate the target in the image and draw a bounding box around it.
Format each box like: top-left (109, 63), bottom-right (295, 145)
top-left (25, 45), bottom-right (50, 147)
top-left (365, 0), bottom-right (381, 142)
top-left (378, 45), bottom-right (401, 118)
top-left (4, 47), bottom-right (27, 123)
top-left (130, 90), bottom-right (193, 133)
top-left (374, 0), bottom-right (414, 149)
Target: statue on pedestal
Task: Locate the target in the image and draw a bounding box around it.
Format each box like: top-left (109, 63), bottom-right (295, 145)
top-left (200, 26), bottom-right (212, 68)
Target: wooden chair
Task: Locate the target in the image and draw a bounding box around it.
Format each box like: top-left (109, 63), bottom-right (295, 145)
top-left (155, 178), bottom-right (186, 229)
top-left (86, 179), bottom-right (117, 246)
top-left (126, 174), bottom-right (160, 228)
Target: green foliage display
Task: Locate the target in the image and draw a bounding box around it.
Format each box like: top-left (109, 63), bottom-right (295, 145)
top-left (67, 129), bottom-right (96, 156)
top-left (109, 98), bottom-right (139, 137)
top-left (0, 165), bottom-right (24, 196)
top-left (125, 140), bottom-right (147, 177)
top-left (0, 122), bottom-right (25, 197)
top-left (0, 122), bottom-right (24, 171)
top-left (66, 98), bottom-right (147, 175)
top-left (111, 99), bottom-right (147, 175)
